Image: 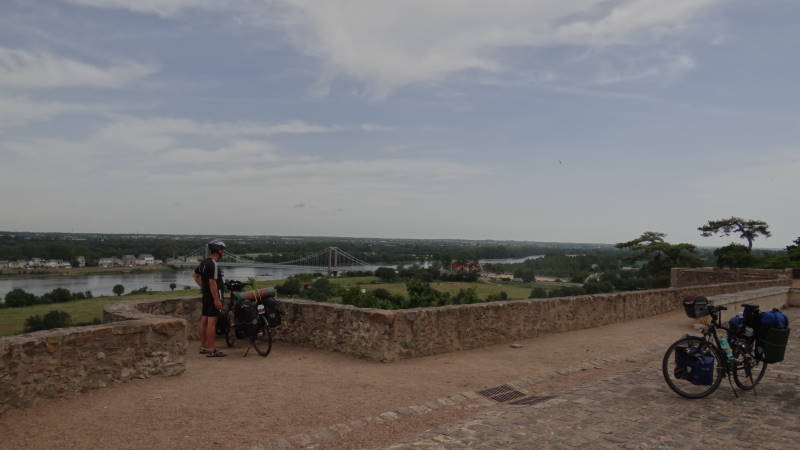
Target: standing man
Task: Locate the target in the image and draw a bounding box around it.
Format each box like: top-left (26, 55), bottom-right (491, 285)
top-left (193, 239), bottom-right (226, 357)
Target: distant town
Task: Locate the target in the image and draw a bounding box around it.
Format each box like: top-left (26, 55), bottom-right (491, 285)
top-left (0, 254), bottom-right (196, 270)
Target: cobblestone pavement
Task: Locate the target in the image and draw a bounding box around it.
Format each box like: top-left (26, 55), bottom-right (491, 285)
top-left (380, 307), bottom-right (800, 450)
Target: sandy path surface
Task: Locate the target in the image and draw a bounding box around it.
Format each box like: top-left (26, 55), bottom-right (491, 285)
top-left (0, 310), bottom-right (698, 449)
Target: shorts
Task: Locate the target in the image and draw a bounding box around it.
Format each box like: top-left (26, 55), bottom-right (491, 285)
top-left (202, 296), bottom-right (221, 317)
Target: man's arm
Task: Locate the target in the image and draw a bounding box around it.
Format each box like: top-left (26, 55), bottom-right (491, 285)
top-left (193, 272), bottom-right (202, 288)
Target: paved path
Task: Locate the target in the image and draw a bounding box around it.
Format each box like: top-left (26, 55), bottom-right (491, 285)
top-left (381, 307), bottom-right (800, 450)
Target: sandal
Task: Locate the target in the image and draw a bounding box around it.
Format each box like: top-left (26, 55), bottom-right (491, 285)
top-left (206, 350), bottom-right (226, 358)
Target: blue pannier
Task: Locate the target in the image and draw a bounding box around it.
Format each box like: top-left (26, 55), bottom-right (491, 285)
top-left (691, 352), bottom-right (715, 386)
top-left (760, 309), bottom-right (788, 329)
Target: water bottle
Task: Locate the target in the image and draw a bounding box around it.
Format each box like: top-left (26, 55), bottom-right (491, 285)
top-left (719, 335), bottom-right (734, 359)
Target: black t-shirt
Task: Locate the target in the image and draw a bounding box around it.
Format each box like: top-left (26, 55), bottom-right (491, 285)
top-left (195, 257), bottom-right (224, 302)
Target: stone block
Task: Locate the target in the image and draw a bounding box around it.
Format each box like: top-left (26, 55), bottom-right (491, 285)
top-left (151, 320), bottom-right (185, 337)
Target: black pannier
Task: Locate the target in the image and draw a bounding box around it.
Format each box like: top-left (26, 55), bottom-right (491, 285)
top-left (235, 300), bottom-right (259, 338)
top-left (758, 327), bottom-right (790, 363)
top-left (683, 296), bottom-right (710, 319)
top-left (263, 297), bottom-right (282, 328)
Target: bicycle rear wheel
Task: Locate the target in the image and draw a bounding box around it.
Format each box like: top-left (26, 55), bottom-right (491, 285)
top-left (662, 336), bottom-right (724, 399)
top-left (251, 317), bottom-right (272, 357)
top-left (733, 348), bottom-right (767, 390)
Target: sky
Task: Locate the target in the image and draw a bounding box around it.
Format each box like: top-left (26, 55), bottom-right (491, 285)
top-left (0, 0), bottom-right (798, 249)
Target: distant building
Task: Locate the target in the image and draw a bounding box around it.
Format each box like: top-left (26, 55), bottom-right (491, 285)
top-left (450, 262), bottom-right (483, 272)
top-left (139, 254), bottom-right (155, 265)
top-left (0, 260), bottom-right (8, 269)
top-left (76, 256), bottom-right (86, 267)
top-left (98, 258), bottom-right (116, 267)
top-left (484, 272), bottom-right (514, 281)
top-left (121, 255), bottom-right (136, 266)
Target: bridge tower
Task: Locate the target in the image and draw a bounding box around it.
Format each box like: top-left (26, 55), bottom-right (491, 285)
top-left (327, 247), bottom-right (338, 276)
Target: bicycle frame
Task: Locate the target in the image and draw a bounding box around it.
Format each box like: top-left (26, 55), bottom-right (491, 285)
top-left (697, 308), bottom-right (736, 375)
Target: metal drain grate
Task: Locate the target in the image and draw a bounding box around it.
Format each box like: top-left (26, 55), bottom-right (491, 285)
top-left (509, 395), bottom-right (556, 406)
top-left (477, 384), bottom-right (526, 403)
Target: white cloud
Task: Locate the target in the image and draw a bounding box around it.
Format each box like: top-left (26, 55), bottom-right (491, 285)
top-left (58, 0), bottom-right (723, 95)
top-left (0, 96), bottom-right (103, 128)
top-left (270, 0), bottom-right (721, 94)
top-left (0, 47), bottom-right (158, 89)
top-left (62, 0), bottom-right (216, 18)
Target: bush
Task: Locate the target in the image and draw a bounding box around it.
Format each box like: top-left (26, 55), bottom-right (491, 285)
top-left (306, 277), bottom-right (334, 301)
top-left (4, 288), bottom-right (37, 307)
top-left (529, 287), bottom-right (547, 298)
top-left (24, 310), bottom-right (72, 333)
top-left (375, 267), bottom-right (397, 282)
top-left (276, 276), bottom-right (301, 296)
top-left (112, 284), bottom-right (125, 296)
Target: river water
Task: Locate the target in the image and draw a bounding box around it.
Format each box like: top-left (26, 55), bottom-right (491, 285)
top-left (0, 266), bottom-right (371, 298)
top-left (0, 255), bottom-right (543, 299)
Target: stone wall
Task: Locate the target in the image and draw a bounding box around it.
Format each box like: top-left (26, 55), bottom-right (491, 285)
top-left (272, 279), bottom-right (789, 361)
top-left (0, 316), bottom-right (186, 415)
top-left (706, 286), bottom-right (790, 323)
top-left (105, 296), bottom-right (202, 340)
top-left (671, 267), bottom-right (792, 288)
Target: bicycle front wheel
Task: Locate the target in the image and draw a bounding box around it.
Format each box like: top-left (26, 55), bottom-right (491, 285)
top-left (251, 317), bottom-right (272, 357)
top-left (733, 348), bottom-right (767, 390)
top-left (662, 336), bottom-right (724, 399)
top-left (225, 310), bottom-right (236, 348)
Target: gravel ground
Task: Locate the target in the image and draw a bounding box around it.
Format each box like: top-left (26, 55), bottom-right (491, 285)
top-left (0, 309), bottom-right (704, 449)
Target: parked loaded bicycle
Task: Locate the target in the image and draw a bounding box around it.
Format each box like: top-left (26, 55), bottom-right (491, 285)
top-left (662, 296), bottom-right (790, 398)
top-left (219, 280), bottom-right (282, 357)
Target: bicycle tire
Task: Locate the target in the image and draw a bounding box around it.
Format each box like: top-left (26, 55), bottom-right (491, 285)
top-left (251, 317), bottom-right (272, 357)
top-left (733, 347), bottom-right (767, 390)
top-left (225, 310), bottom-right (236, 348)
top-left (662, 336), bottom-right (724, 399)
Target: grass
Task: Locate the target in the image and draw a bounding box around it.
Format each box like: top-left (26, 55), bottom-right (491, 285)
top-left (0, 288), bottom-right (201, 337)
top-left (0, 276), bottom-right (560, 336)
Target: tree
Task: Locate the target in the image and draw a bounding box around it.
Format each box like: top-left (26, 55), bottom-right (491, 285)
top-left (698, 217), bottom-right (771, 252)
top-left (4, 288), bottom-right (37, 307)
top-left (112, 284), bottom-right (125, 296)
top-left (615, 232), bottom-right (702, 277)
top-left (787, 237), bottom-right (800, 261)
top-left (714, 244), bottom-right (755, 268)
top-left (276, 277), bottom-right (301, 296)
top-left (169, 283), bottom-right (177, 291)
top-left (374, 267), bottom-right (397, 282)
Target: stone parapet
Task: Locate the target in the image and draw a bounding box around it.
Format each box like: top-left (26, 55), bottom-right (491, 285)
top-left (0, 317), bottom-right (186, 415)
top-left (272, 278), bottom-right (790, 361)
top-left (671, 267), bottom-right (792, 288)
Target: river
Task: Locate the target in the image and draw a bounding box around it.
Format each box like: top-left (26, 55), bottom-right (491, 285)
top-left (0, 255), bottom-right (543, 299)
top-left (0, 266), bottom-right (375, 298)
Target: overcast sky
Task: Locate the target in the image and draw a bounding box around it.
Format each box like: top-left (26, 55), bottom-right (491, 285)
top-left (0, 0), bottom-right (797, 248)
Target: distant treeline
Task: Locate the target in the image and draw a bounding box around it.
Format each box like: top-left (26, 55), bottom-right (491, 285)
top-left (0, 233), bottom-right (613, 266)
top-left (2, 288), bottom-right (94, 308)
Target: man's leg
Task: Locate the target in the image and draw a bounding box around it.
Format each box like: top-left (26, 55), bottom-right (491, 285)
top-left (199, 316), bottom-right (208, 350)
top-left (206, 316), bottom-right (217, 351)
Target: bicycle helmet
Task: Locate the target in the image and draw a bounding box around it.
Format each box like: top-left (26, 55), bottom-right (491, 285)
top-left (208, 239), bottom-right (226, 254)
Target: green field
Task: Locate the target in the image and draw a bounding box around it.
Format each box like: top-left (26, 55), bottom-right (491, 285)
top-left (0, 288), bottom-right (205, 337)
top-left (0, 276), bottom-right (559, 336)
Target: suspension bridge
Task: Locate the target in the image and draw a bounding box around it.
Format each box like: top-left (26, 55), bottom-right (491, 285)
top-left (177, 246), bottom-right (372, 275)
